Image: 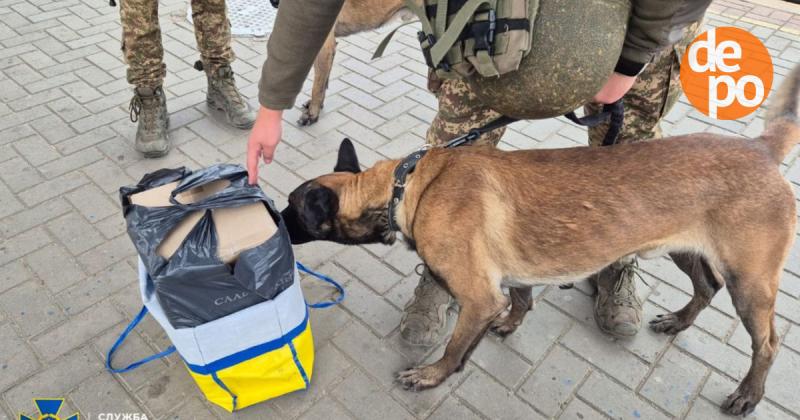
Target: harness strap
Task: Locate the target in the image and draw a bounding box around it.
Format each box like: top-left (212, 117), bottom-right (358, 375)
top-left (564, 99), bottom-right (625, 146)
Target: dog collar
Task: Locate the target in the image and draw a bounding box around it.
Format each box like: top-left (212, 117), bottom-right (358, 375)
top-left (388, 149), bottom-right (429, 232)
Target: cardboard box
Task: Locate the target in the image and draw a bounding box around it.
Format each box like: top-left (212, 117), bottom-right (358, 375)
top-left (130, 180), bottom-right (277, 262)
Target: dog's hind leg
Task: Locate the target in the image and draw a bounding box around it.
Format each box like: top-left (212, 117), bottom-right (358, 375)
top-left (299, 30), bottom-right (335, 126)
top-left (649, 253), bottom-right (722, 334)
top-left (396, 270), bottom-right (507, 391)
top-left (721, 268), bottom-right (782, 416)
top-left (490, 286), bottom-right (533, 337)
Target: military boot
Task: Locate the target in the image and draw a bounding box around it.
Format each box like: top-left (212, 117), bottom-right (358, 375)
top-left (593, 259), bottom-right (643, 337)
top-left (130, 86), bottom-right (169, 158)
top-left (399, 265), bottom-right (453, 347)
top-left (207, 65), bottom-right (256, 129)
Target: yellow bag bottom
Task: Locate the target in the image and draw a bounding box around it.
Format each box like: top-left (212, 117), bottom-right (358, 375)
top-left (187, 322), bottom-right (314, 411)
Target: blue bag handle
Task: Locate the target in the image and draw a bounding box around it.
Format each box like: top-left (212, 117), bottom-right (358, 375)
top-left (106, 261), bottom-right (344, 373)
top-left (106, 306), bottom-right (176, 373)
top-left (296, 262), bottom-right (346, 308)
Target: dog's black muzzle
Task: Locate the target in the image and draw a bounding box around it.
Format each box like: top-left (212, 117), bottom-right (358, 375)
top-left (280, 206), bottom-right (314, 245)
top-left (270, 0), bottom-right (279, 8)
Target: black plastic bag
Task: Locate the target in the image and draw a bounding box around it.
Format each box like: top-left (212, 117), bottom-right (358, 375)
top-left (120, 164), bottom-right (295, 329)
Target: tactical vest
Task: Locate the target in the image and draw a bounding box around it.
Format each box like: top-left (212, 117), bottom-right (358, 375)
top-left (380, 0), bottom-right (632, 119)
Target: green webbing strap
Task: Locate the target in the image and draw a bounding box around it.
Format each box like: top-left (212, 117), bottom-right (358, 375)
top-left (428, 0), bottom-right (493, 67)
top-left (404, 0), bottom-right (435, 35)
top-left (474, 50), bottom-right (499, 76)
top-left (372, 20), bottom-right (421, 59)
top-left (435, 0), bottom-right (448, 41)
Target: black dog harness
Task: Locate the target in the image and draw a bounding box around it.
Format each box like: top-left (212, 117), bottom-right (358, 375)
top-left (387, 99), bottom-right (624, 232)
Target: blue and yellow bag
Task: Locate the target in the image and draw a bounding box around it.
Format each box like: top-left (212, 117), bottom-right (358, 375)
top-left (108, 165), bottom-right (344, 412)
top-left (107, 260), bottom-right (342, 412)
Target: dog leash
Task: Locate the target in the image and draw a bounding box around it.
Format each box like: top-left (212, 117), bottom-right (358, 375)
top-left (387, 100), bottom-right (625, 231)
top-left (106, 262), bottom-right (344, 373)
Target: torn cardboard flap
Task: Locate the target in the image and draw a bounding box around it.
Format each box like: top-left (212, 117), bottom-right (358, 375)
top-left (130, 181), bottom-right (277, 262)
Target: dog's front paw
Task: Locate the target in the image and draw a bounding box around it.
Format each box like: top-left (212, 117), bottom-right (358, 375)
top-left (722, 384), bottom-right (763, 416)
top-left (396, 365), bottom-right (447, 391)
top-left (297, 101), bottom-right (320, 126)
top-left (649, 313), bottom-right (691, 335)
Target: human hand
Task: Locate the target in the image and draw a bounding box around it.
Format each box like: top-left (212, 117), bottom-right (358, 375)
top-left (593, 72), bottom-right (637, 104)
top-left (247, 106), bottom-right (283, 184)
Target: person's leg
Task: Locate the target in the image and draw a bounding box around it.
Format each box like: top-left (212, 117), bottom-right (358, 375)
top-left (120, 0), bottom-right (169, 157)
top-left (400, 72), bottom-right (505, 347)
top-left (584, 20), bottom-right (703, 337)
top-left (191, 0), bottom-right (255, 128)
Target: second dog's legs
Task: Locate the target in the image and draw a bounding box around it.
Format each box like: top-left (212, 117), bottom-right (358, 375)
top-left (299, 30), bottom-right (335, 125)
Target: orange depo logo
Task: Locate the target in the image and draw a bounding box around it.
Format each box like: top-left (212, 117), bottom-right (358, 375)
top-left (680, 26), bottom-right (773, 120)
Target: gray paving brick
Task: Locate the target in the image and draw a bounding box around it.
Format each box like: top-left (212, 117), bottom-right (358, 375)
top-left (341, 279), bottom-right (401, 337)
top-left (578, 373), bottom-right (669, 420)
top-left (24, 243), bottom-right (86, 293)
top-left (12, 134), bottom-right (60, 166)
top-left (46, 212), bottom-right (105, 256)
top-left (94, 326), bottom-right (170, 392)
top-left (273, 344), bottom-right (352, 417)
top-left (299, 396), bottom-right (353, 420)
top-left (0, 227), bottom-right (52, 267)
top-left (39, 148), bottom-right (104, 180)
top-left (674, 326), bottom-right (751, 381)
top-left (544, 285), bottom-right (595, 325)
top-left (17, 170), bottom-right (89, 207)
top-left (559, 397), bottom-right (606, 420)
top-left (337, 246), bottom-right (402, 294)
top-left (0, 156), bottom-right (43, 193)
top-left (503, 302), bottom-right (572, 364)
top-left (133, 362), bottom-right (201, 419)
top-left (562, 321), bottom-right (651, 389)
top-left (64, 182), bottom-right (118, 223)
top-left (640, 346), bottom-right (708, 416)
top-left (517, 345), bottom-right (588, 417)
top-left (69, 372), bottom-right (145, 417)
top-left (46, 95), bottom-right (90, 123)
top-left (31, 299), bottom-right (123, 361)
top-left (0, 197), bottom-right (71, 239)
top-left (57, 260), bottom-right (133, 315)
top-left (0, 181), bottom-right (24, 220)
top-left (165, 396), bottom-right (220, 420)
top-left (4, 346), bottom-right (103, 415)
top-left (469, 333), bottom-right (531, 389)
top-left (332, 320), bottom-right (410, 388)
top-left (764, 347), bottom-right (800, 414)
top-left (0, 260), bottom-right (32, 294)
top-left (0, 323), bottom-right (40, 392)
top-left (456, 369), bottom-right (545, 420)
top-left (332, 369), bottom-right (413, 420)
top-left (76, 235), bottom-right (135, 274)
top-left (427, 396), bottom-right (482, 420)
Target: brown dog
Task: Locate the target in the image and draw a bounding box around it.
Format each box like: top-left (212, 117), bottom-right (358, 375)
top-left (280, 64), bottom-right (800, 416)
top-left (271, 0), bottom-right (412, 125)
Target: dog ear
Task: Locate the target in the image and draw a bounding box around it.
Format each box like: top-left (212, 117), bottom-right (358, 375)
top-left (334, 138), bottom-right (361, 173)
top-left (302, 186), bottom-right (339, 236)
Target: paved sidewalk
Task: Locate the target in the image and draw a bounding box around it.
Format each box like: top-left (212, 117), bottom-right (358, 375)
top-left (1, 0), bottom-right (800, 418)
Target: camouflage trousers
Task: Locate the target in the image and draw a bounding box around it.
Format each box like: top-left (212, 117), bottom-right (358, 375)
top-left (119, 0), bottom-right (235, 89)
top-left (426, 20), bottom-right (704, 147)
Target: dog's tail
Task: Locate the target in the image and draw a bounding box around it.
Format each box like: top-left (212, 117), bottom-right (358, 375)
top-left (762, 63), bottom-right (800, 164)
